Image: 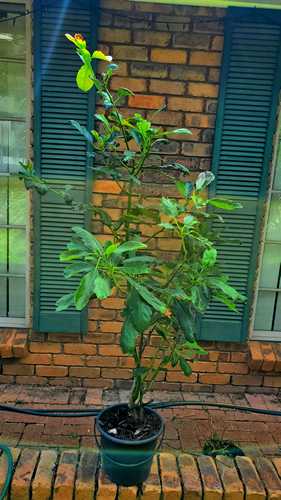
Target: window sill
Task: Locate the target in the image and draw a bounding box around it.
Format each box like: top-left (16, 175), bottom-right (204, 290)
top-left (248, 341), bottom-right (281, 372)
top-left (0, 328), bottom-right (28, 358)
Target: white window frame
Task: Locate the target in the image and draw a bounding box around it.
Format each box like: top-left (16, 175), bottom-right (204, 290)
top-left (0, 0), bottom-right (31, 328)
top-left (250, 99), bottom-right (281, 341)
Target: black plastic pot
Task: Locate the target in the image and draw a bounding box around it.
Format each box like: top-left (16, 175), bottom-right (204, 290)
top-left (95, 403), bottom-right (164, 486)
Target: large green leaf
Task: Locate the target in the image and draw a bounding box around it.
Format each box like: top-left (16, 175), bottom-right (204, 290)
top-left (172, 300), bottom-right (196, 341)
top-left (202, 248), bottom-right (217, 268)
top-left (127, 289), bottom-right (152, 332)
top-left (64, 262), bottom-right (94, 279)
top-left (208, 277), bottom-right (246, 302)
top-left (208, 198), bottom-right (243, 211)
top-left (56, 292), bottom-right (75, 312)
top-left (74, 270), bottom-right (97, 310)
top-left (120, 317), bottom-right (139, 355)
top-left (161, 197), bottom-right (178, 217)
top-left (76, 64), bottom-right (94, 92)
top-left (72, 226), bottom-right (102, 253)
top-left (179, 358), bottom-right (192, 377)
top-left (127, 277), bottom-right (167, 314)
top-left (195, 171), bottom-right (215, 191)
top-left (115, 240), bottom-right (147, 255)
top-left (93, 274), bottom-right (111, 300)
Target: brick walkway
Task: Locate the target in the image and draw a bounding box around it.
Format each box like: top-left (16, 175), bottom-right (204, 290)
top-left (0, 384), bottom-right (281, 457)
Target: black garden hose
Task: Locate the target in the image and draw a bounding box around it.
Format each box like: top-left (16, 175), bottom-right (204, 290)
top-left (1, 398), bottom-right (281, 498)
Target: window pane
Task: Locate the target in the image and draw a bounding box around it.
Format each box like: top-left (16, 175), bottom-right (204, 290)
top-left (266, 192), bottom-right (281, 242)
top-left (9, 177), bottom-right (27, 225)
top-left (0, 121), bottom-right (9, 173)
top-left (0, 176), bottom-right (7, 225)
top-left (0, 61), bottom-right (26, 117)
top-left (254, 291), bottom-right (275, 331)
top-left (274, 293), bottom-right (281, 331)
top-left (8, 121), bottom-right (26, 173)
top-left (9, 228), bottom-right (26, 274)
top-left (259, 243), bottom-right (281, 288)
top-left (0, 12), bottom-right (25, 59)
top-left (8, 277), bottom-right (25, 317)
top-left (0, 277), bottom-right (7, 316)
top-left (0, 228), bottom-right (7, 273)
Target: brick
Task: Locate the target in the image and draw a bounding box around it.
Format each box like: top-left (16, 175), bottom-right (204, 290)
top-left (131, 62), bottom-right (168, 79)
top-left (236, 456), bottom-right (265, 499)
top-left (3, 363), bottom-right (34, 376)
top-left (134, 30), bottom-right (171, 46)
top-left (261, 343), bottom-right (276, 372)
top-left (168, 97), bottom-right (204, 112)
top-left (18, 353), bottom-right (52, 365)
top-left (149, 79), bottom-right (185, 95)
top-left (53, 451), bottom-right (78, 500)
top-left (197, 456), bottom-right (223, 500)
top-left (111, 76), bottom-right (146, 93)
top-left (216, 456), bottom-right (244, 500)
top-left (11, 448), bottom-right (39, 500)
top-left (159, 453), bottom-right (182, 500)
top-left (255, 457), bottom-right (281, 498)
top-left (135, 2), bottom-right (173, 12)
top-left (157, 238), bottom-right (181, 251)
top-left (140, 456), bottom-right (161, 499)
top-left (118, 485), bottom-right (138, 500)
top-left (218, 362), bottom-right (248, 375)
top-left (64, 344), bottom-right (97, 355)
top-left (101, 297), bottom-right (124, 309)
top-left (178, 454), bottom-right (202, 499)
top-left (231, 352), bottom-right (248, 363)
top-left (99, 60), bottom-right (128, 76)
top-left (182, 143), bottom-right (212, 156)
top-left (170, 66), bottom-right (206, 82)
top-left (166, 372), bottom-right (198, 383)
top-left (0, 448), bottom-right (21, 496)
top-left (86, 356), bottom-right (118, 367)
top-left (89, 308), bottom-right (116, 320)
top-left (192, 361), bottom-right (217, 373)
top-left (0, 329), bottom-right (16, 357)
top-left (36, 365), bottom-right (68, 377)
top-left (96, 469), bottom-right (117, 500)
top-left (193, 20), bottom-right (223, 34)
top-left (32, 450), bottom-right (58, 500)
top-left (128, 94), bottom-right (165, 109)
top-left (99, 27), bottom-right (130, 43)
top-left (151, 48), bottom-right (187, 64)
top-left (53, 355), bottom-right (84, 366)
top-left (208, 68), bottom-right (221, 83)
top-left (174, 33), bottom-right (211, 49)
top-left (101, 368), bottom-right (131, 379)
top-left (69, 367), bottom-right (100, 378)
top-left (113, 45), bottom-right (148, 61)
top-left (99, 321), bottom-right (122, 333)
top-left (232, 375), bottom-right (263, 386)
top-left (264, 376), bottom-right (281, 388)
top-left (16, 375), bottom-right (47, 385)
top-left (185, 113), bottom-right (215, 128)
top-left (94, 179), bottom-right (122, 194)
top-left (12, 331), bottom-right (28, 358)
top-left (147, 110), bottom-right (183, 126)
top-left (199, 373), bottom-right (230, 385)
top-left (212, 36), bottom-right (224, 51)
top-left (29, 342), bottom-right (61, 353)
top-left (190, 51), bottom-right (222, 66)
top-left (75, 450), bottom-right (98, 500)
top-left (189, 82), bottom-right (219, 98)
top-left (99, 345), bottom-right (124, 356)
top-left (84, 333), bottom-right (115, 344)
top-left (102, 0), bottom-right (132, 9)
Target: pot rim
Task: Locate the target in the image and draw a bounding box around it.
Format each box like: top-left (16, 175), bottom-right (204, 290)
top-left (96, 403), bottom-right (164, 446)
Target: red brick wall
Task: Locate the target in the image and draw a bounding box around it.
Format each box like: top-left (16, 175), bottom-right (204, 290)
top-left (1, 1), bottom-right (276, 394)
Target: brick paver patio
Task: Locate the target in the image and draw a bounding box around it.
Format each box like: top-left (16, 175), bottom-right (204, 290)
top-left (0, 384), bottom-right (281, 457)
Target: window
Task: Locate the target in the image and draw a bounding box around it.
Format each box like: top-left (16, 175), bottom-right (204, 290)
top-left (0, 2), bottom-right (29, 326)
top-left (252, 108), bottom-right (281, 340)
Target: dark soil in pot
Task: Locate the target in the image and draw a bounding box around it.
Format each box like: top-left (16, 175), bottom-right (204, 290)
top-left (96, 403), bottom-right (164, 486)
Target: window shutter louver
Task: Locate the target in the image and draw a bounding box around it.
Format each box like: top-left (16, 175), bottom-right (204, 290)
top-left (33, 0), bottom-right (98, 333)
top-left (199, 8), bottom-right (281, 342)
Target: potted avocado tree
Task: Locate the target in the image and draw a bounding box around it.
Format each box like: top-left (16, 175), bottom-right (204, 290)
top-left (19, 34), bottom-right (245, 486)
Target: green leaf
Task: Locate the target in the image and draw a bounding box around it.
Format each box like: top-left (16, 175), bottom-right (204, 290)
top-left (123, 151), bottom-right (136, 162)
top-left (127, 277), bottom-right (167, 314)
top-left (56, 293), bottom-right (75, 312)
top-left (74, 270), bottom-right (97, 310)
top-left (159, 222), bottom-right (175, 230)
top-left (208, 198), bottom-right (243, 210)
top-left (123, 256), bottom-right (157, 265)
top-left (70, 120), bottom-right (93, 143)
top-left (183, 215), bottom-right (197, 228)
top-left (195, 171), bottom-right (215, 191)
top-left (92, 50), bottom-right (112, 62)
top-left (64, 262), bottom-right (94, 279)
top-left (122, 263), bottom-right (150, 275)
top-left (93, 274), bottom-right (111, 300)
top-left (127, 289), bottom-right (152, 332)
top-left (120, 317), bottom-right (139, 355)
top-left (104, 243), bottom-right (119, 256)
top-left (161, 197), bottom-right (178, 217)
top-left (209, 277), bottom-right (246, 302)
top-left (117, 87), bottom-right (134, 97)
top-left (172, 300), bottom-right (196, 341)
top-left (202, 248), bottom-right (217, 268)
top-left (72, 226), bottom-right (102, 253)
top-left (115, 240), bottom-right (147, 255)
top-left (76, 64), bottom-right (94, 92)
top-left (179, 358), bottom-right (192, 377)
top-left (94, 113), bottom-right (111, 131)
top-left (169, 128), bottom-right (192, 135)
top-left (176, 181), bottom-right (193, 198)
top-left (60, 250), bottom-right (88, 262)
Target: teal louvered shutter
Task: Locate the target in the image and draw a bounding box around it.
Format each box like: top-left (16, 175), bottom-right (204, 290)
top-left (199, 8), bottom-right (281, 343)
top-left (33, 0), bottom-right (98, 333)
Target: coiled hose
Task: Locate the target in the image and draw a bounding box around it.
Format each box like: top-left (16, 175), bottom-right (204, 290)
top-left (1, 399), bottom-right (281, 499)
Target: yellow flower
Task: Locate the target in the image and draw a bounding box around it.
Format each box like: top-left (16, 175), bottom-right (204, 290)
top-left (164, 309), bottom-right (172, 318)
top-left (65, 33), bottom-right (86, 49)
